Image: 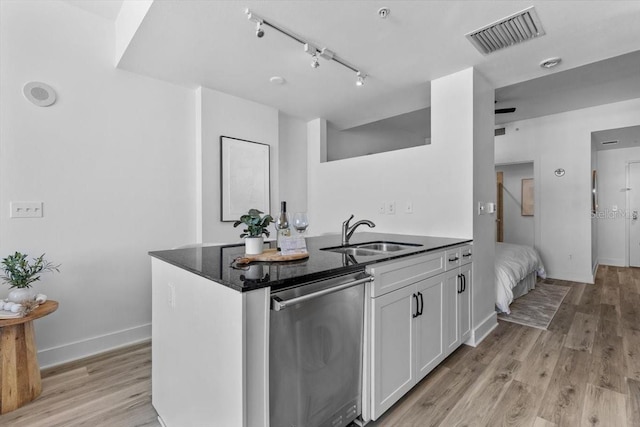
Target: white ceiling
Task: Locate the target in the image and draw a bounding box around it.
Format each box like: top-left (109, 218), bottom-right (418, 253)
top-left (64, 0), bottom-right (123, 21)
top-left (75, 1), bottom-right (640, 129)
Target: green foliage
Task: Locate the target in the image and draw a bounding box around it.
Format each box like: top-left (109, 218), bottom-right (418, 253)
top-left (1, 252), bottom-right (60, 289)
top-left (233, 209), bottom-right (274, 238)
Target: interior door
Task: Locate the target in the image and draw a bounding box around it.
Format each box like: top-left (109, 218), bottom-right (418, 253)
top-left (630, 162), bottom-right (640, 267)
top-left (496, 171), bottom-right (504, 242)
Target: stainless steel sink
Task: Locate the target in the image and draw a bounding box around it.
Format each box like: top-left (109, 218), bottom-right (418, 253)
top-left (355, 242), bottom-right (418, 252)
top-left (323, 247), bottom-right (381, 256)
top-left (321, 241), bottom-right (423, 256)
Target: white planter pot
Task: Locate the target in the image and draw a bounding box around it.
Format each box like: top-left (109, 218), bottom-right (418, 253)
top-left (7, 288), bottom-right (36, 303)
top-left (245, 236), bottom-right (264, 255)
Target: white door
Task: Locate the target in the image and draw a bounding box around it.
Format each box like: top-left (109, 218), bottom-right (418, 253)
top-left (370, 284), bottom-right (416, 420)
top-left (630, 162), bottom-right (640, 267)
top-left (443, 269), bottom-right (460, 355)
top-left (415, 275), bottom-right (445, 381)
top-left (458, 265), bottom-right (472, 343)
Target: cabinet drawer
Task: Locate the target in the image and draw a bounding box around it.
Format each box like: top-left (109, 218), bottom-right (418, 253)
top-left (460, 244), bottom-right (472, 266)
top-left (445, 248), bottom-right (461, 271)
top-left (367, 252), bottom-right (445, 298)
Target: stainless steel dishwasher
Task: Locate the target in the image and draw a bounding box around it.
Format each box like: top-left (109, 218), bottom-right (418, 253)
top-left (270, 272), bottom-right (372, 427)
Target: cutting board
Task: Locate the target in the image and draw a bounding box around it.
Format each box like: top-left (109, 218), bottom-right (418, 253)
top-left (235, 248), bottom-right (309, 265)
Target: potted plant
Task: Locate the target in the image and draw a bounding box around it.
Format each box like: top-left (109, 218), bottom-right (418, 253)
top-left (233, 209), bottom-right (273, 255)
top-left (1, 252), bottom-right (60, 303)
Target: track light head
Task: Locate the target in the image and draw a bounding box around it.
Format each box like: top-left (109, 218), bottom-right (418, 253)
top-left (356, 72), bottom-right (366, 86)
top-left (311, 55), bottom-right (320, 69)
top-left (255, 22), bottom-right (264, 38)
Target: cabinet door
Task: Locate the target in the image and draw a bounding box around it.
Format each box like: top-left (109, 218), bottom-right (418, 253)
top-left (443, 269), bottom-right (461, 355)
top-left (415, 275), bottom-right (445, 381)
top-left (371, 284), bottom-right (417, 419)
top-left (459, 265), bottom-right (472, 343)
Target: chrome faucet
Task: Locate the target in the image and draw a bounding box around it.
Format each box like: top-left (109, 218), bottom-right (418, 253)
top-left (342, 214), bottom-right (376, 246)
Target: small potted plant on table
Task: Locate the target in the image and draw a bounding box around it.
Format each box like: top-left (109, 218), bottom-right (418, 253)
top-left (1, 252), bottom-right (60, 303)
top-left (233, 209), bottom-right (273, 255)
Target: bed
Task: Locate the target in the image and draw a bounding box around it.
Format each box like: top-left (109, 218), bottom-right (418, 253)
top-left (495, 242), bottom-right (546, 314)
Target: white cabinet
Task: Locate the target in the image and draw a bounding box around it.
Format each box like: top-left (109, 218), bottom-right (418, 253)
top-left (371, 282), bottom-right (416, 417)
top-left (459, 263), bottom-right (472, 343)
top-left (370, 273), bottom-right (445, 419)
top-left (444, 244), bottom-right (473, 353)
top-left (443, 269), bottom-right (461, 354)
top-left (367, 245), bottom-right (472, 421)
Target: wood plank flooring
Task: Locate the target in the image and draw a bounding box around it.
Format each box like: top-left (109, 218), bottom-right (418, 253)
top-left (373, 265), bottom-right (640, 427)
top-left (0, 265), bottom-right (637, 426)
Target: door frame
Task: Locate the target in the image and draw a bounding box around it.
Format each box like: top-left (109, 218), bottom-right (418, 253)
top-left (496, 171), bottom-right (503, 242)
top-left (626, 160), bottom-right (640, 267)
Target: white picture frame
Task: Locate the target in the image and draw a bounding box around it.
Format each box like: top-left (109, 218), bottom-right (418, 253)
top-left (220, 136), bottom-right (270, 222)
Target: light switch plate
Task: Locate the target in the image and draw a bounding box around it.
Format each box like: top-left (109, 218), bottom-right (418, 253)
top-left (10, 201), bottom-right (43, 218)
top-left (478, 202), bottom-right (486, 215)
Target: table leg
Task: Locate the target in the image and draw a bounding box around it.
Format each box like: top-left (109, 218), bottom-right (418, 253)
top-left (0, 321), bottom-right (42, 414)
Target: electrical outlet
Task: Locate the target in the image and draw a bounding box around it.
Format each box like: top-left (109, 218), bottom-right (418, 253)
top-left (378, 203), bottom-right (385, 214)
top-left (10, 201), bottom-right (43, 218)
top-left (386, 201), bottom-right (396, 215)
top-left (405, 200), bottom-right (413, 214)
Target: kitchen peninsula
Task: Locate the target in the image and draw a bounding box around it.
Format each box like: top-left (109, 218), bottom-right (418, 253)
top-left (149, 232), bottom-right (472, 427)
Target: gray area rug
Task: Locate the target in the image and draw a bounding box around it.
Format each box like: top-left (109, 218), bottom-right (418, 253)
top-left (497, 283), bottom-right (570, 330)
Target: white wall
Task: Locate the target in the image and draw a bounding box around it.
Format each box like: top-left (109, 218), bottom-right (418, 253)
top-left (495, 163), bottom-right (535, 246)
top-left (278, 112), bottom-right (308, 214)
top-left (196, 87), bottom-right (279, 243)
top-left (307, 76), bottom-right (473, 238)
top-left (495, 98), bottom-right (640, 283)
top-left (471, 69), bottom-right (498, 344)
top-left (0, 0), bottom-right (195, 367)
top-left (597, 146), bottom-right (640, 266)
top-left (308, 67), bottom-right (496, 344)
top-left (326, 121), bottom-right (427, 162)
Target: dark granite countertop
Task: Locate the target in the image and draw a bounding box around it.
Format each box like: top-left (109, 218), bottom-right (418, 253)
top-left (149, 232), bottom-right (471, 292)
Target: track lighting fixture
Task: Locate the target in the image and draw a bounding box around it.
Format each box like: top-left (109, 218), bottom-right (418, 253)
top-left (255, 22), bottom-right (264, 38)
top-left (245, 8), bottom-right (366, 85)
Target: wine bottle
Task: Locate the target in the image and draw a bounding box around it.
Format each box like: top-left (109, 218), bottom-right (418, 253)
top-left (276, 201), bottom-right (290, 251)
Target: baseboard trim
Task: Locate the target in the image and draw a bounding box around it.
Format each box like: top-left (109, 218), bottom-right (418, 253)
top-left (598, 258), bottom-right (625, 267)
top-left (465, 311), bottom-right (497, 347)
top-left (546, 272), bottom-right (595, 284)
top-left (38, 323), bottom-right (151, 369)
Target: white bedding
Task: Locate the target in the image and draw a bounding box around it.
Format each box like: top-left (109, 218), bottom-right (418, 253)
top-left (496, 242), bottom-right (546, 314)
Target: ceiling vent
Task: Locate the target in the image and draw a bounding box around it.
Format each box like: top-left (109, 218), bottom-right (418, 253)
top-left (601, 140), bottom-right (619, 145)
top-left (495, 127), bottom-right (506, 136)
top-left (466, 6), bottom-right (545, 55)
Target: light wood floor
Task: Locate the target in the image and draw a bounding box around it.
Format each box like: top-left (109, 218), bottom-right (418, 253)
top-left (0, 266), bottom-right (638, 426)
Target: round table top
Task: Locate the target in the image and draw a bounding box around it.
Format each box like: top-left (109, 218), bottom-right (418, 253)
top-left (0, 300), bottom-right (58, 327)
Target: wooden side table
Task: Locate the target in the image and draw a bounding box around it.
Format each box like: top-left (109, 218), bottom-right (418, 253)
top-left (0, 300), bottom-right (58, 414)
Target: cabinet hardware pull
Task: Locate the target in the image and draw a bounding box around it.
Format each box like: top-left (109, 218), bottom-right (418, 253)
top-left (412, 294), bottom-right (419, 318)
top-left (457, 274), bottom-right (463, 294)
top-left (462, 274), bottom-right (466, 292)
top-left (418, 292), bottom-right (424, 316)
top-left (462, 253), bottom-right (472, 258)
top-left (449, 256), bottom-right (459, 262)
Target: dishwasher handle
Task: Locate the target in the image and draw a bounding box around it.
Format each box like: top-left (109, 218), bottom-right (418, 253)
top-left (271, 275), bottom-right (373, 311)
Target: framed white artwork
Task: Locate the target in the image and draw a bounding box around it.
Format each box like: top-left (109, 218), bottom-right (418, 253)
top-left (220, 136), bottom-right (270, 222)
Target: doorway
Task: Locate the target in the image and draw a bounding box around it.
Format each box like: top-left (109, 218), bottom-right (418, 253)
top-left (495, 162), bottom-right (535, 246)
top-left (629, 161), bottom-right (640, 267)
